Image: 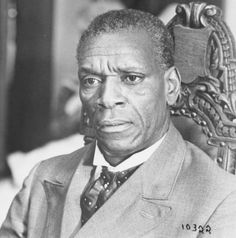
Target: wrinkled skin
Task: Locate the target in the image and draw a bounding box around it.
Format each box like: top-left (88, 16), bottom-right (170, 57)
top-left (78, 30), bottom-right (180, 165)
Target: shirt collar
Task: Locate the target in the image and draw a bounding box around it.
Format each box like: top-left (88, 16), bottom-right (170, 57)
top-left (93, 134), bottom-right (166, 172)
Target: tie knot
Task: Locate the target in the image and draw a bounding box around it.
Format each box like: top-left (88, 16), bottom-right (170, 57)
top-left (100, 165), bottom-right (139, 187)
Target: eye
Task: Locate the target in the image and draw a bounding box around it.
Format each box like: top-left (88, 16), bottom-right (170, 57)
top-left (122, 74), bottom-right (144, 85)
top-left (81, 77), bottom-right (101, 88)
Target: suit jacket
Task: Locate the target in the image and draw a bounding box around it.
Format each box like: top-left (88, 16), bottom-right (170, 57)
top-left (1, 123), bottom-right (236, 238)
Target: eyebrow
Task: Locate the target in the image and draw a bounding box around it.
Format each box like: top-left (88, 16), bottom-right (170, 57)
top-left (78, 66), bottom-right (147, 75)
top-left (78, 68), bottom-right (107, 80)
top-left (78, 67), bottom-right (99, 75)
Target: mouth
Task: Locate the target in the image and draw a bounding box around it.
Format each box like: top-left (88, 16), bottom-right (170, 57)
top-left (97, 120), bottom-right (132, 133)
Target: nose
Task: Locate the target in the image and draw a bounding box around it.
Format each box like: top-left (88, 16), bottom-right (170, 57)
top-left (97, 77), bottom-right (126, 109)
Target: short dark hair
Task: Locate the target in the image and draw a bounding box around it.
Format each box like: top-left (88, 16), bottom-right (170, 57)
top-left (76, 9), bottom-right (174, 70)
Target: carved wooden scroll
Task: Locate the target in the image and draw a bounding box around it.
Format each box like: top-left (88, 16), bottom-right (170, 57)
top-left (167, 2), bottom-right (236, 174)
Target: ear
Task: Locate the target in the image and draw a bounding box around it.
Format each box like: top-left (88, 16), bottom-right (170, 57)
top-left (164, 66), bottom-right (181, 106)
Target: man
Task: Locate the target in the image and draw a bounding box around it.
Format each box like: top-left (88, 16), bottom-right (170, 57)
top-left (1, 9), bottom-right (236, 238)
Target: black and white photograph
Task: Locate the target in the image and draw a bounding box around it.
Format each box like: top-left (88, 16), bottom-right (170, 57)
top-left (0, 0), bottom-right (236, 237)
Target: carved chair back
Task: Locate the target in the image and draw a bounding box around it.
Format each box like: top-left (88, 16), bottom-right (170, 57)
top-left (167, 2), bottom-right (236, 174)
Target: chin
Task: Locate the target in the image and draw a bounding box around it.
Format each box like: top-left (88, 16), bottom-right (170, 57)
top-left (99, 138), bottom-right (141, 156)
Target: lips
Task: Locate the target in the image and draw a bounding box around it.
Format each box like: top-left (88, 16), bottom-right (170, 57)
top-left (97, 120), bottom-right (132, 133)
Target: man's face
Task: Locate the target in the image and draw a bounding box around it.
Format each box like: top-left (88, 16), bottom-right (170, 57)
top-left (78, 30), bottom-right (170, 163)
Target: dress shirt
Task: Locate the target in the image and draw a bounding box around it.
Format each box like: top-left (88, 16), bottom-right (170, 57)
top-left (93, 134), bottom-right (166, 177)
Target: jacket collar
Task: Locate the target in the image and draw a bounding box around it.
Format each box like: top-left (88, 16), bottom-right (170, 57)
top-left (140, 122), bottom-right (186, 200)
top-left (43, 141), bottom-right (95, 186)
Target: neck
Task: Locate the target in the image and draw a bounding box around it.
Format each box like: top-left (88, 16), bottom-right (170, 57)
top-left (98, 122), bottom-right (170, 167)
top-left (97, 144), bottom-right (128, 166)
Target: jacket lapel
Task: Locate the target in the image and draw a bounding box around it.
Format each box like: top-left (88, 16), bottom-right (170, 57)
top-left (60, 154), bottom-right (94, 237)
top-left (42, 142), bottom-right (95, 238)
top-left (75, 123), bottom-right (187, 238)
top-left (42, 180), bottom-right (68, 238)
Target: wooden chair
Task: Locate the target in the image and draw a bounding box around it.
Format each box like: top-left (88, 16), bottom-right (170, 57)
top-left (167, 2), bottom-right (236, 174)
top-left (80, 2), bottom-right (236, 174)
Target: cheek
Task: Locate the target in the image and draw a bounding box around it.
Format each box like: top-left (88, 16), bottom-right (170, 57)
top-left (133, 88), bottom-right (146, 96)
top-left (132, 85), bottom-right (161, 109)
top-left (80, 90), bottom-right (98, 115)
top-left (131, 86), bottom-right (166, 125)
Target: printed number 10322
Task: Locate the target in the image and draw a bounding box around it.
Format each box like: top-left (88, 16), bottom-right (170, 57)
top-left (181, 224), bottom-right (211, 234)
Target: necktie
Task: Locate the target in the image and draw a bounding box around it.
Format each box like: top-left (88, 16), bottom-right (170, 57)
top-left (80, 165), bottom-right (139, 225)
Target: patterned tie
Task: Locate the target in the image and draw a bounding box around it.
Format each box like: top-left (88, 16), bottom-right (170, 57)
top-left (80, 165), bottom-right (139, 225)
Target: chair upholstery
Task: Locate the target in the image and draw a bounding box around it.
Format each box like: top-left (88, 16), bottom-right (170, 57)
top-left (167, 2), bottom-right (236, 174)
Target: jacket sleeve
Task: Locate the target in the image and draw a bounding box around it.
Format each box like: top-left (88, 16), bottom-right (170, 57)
top-left (197, 190), bottom-right (236, 238)
top-left (0, 163), bottom-right (40, 238)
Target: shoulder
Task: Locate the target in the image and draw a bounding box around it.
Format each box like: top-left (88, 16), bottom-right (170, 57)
top-left (182, 140), bottom-right (236, 199)
top-left (32, 142), bottom-right (95, 180)
top-left (171, 140), bottom-right (236, 226)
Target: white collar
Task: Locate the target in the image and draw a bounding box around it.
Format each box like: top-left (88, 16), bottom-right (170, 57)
top-left (93, 134), bottom-right (166, 172)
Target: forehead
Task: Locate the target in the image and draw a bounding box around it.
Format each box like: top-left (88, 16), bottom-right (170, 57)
top-left (78, 30), bottom-right (158, 70)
